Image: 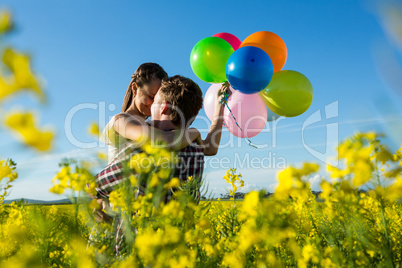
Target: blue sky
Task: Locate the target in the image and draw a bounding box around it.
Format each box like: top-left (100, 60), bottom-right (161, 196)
top-left (1, 0), bottom-right (402, 200)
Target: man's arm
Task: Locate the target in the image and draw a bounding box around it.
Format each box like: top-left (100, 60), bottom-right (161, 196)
top-left (201, 83), bottom-right (229, 156)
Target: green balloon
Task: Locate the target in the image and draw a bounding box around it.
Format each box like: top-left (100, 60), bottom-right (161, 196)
top-left (190, 37), bottom-right (234, 83)
top-left (259, 70), bottom-right (313, 117)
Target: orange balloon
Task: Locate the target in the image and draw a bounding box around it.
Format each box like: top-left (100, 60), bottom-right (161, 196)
top-left (240, 31), bottom-right (287, 73)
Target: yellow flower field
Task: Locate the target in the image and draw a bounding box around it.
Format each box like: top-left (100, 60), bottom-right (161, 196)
top-left (2, 130), bottom-right (402, 267)
top-left (1, 153), bottom-right (402, 268)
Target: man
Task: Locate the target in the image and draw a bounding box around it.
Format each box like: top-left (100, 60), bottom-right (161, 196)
top-left (92, 76), bottom-right (228, 251)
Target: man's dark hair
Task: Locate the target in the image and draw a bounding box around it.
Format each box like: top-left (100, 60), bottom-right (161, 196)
top-left (158, 75), bottom-right (203, 127)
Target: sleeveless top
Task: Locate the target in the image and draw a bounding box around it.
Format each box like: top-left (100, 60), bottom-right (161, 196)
top-left (99, 114), bottom-right (132, 163)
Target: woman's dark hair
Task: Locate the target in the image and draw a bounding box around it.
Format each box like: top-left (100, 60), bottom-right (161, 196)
top-left (121, 62), bottom-right (168, 113)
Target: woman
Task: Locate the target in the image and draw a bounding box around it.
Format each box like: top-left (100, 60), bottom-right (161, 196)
top-left (94, 63), bottom-right (167, 222)
top-left (100, 62), bottom-right (171, 162)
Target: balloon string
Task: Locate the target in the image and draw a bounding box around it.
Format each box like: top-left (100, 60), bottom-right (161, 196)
top-left (220, 86), bottom-right (259, 149)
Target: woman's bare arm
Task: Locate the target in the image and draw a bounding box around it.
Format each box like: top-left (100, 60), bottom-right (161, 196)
top-left (113, 114), bottom-right (200, 150)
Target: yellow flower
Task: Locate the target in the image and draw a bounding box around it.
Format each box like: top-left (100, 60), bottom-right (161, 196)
top-left (5, 111), bottom-right (54, 151)
top-left (0, 75), bottom-right (16, 102)
top-left (0, 159), bottom-right (17, 183)
top-left (142, 142), bottom-right (160, 155)
top-left (134, 228), bottom-right (163, 262)
top-left (276, 168), bottom-right (294, 194)
top-left (232, 185), bottom-right (237, 193)
top-left (377, 146), bottom-right (395, 164)
top-left (319, 180), bottom-right (333, 201)
top-left (242, 191), bottom-right (259, 217)
top-left (150, 173), bottom-right (160, 187)
top-left (384, 179), bottom-right (402, 202)
top-left (88, 123), bottom-right (100, 137)
top-left (301, 163), bottom-right (320, 175)
top-left (161, 200), bottom-right (182, 216)
top-left (2, 48), bottom-right (44, 101)
top-left (327, 164), bottom-right (347, 179)
top-left (222, 251), bottom-right (244, 268)
top-left (352, 160), bottom-right (372, 187)
top-left (223, 168), bottom-right (244, 197)
top-left (50, 184), bottom-right (65, 194)
top-left (129, 174), bottom-right (138, 186)
top-left (239, 225), bottom-right (262, 252)
top-left (158, 167), bottom-right (171, 180)
top-left (164, 177), bottom-right (180, 189)
top-left (299, 244), bottom-right (319, 265)
top-left (109, 189), bottom-right (127, 211)
top-left (129, 152), bottom-right (154, 173)
top-left (0, 10), bottom-right (13, 35)
top-left (394, 144), bottom-right (402, 161)
top-left (88, 199), bottom-right (100, 210)
top-left (97, 152), bottom-right (107, 161)
top-left (59, 166), bottom-right (71, 178)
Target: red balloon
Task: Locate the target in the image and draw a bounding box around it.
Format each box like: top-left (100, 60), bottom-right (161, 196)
top-left (212, 33), bottom-right (242, 51)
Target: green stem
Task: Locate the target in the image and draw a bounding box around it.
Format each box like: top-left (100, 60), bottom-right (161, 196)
top-left (232, 169), bottom-right (235, 235)
top-left (75, 191), bottom-right (80, 232)
top-left (375, 157), bottom-right (395, 267)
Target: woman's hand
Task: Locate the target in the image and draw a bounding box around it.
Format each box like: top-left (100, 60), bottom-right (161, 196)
top-left (88, 194), bottom-right (113, 224)
top-left (93, 199), bottom-right (113, 224)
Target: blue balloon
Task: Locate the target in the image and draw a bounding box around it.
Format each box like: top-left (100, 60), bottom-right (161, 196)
top-left (225, 46), bottom-right (274, 94)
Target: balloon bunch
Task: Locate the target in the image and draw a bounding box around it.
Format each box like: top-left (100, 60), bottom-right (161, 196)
top-left (190, 31), bottom-right (313, 139)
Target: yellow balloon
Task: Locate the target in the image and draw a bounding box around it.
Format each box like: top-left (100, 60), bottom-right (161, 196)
top-left (259, 70), bottom-right (313, 117)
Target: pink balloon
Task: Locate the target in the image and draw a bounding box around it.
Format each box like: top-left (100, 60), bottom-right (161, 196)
top-left (204, 83), bottom-right (222, 121)
top-left (224, 89), bottom-right (267, 138)
top-left (212, 33), bottom-right (242, 51)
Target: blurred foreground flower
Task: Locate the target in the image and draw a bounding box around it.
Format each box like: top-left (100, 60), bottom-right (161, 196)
top-left (50, 163), bottom-right (96, 196)
top-left (275, 162), bottom-right (319, 202)
top-left (88, 122), bottom-right (100, 137)
top-left (0, 159), bottom-right (17, 203)
top-left (0, 9), bottom-right (53, 154)
top-left (327, 132), bottom-right (401, 188)
top-left (5, 111), bottom-right (54, 151)
top-left (0, 48), bottom-right (45, 103)
top-left (0, 10), bottom-right (13, 36)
